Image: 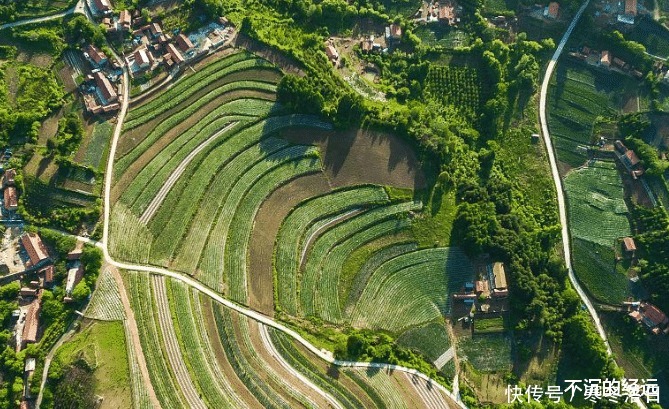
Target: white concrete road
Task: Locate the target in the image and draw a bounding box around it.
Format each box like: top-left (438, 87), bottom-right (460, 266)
top-left (0, 0), bottom-right (84, 31)
top-left (538, 0), bottom-right (613, 354)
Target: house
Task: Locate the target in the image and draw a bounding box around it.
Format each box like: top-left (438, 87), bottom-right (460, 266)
top-left (85, 44), bottom-right (108, 67)
top-left (94, 71), bottom-right (118, 104)
top-left (325, 44), bottom-right (339, 63)
top-left (24, 357), bottom-right (36, 374)
top-left (439, 4), bottom-right (455, 24)
top-left (360, 40), bottom-right (373, 53)
top-left (615, 140), bottom-right (628, 154)
top-left (19, 287), bottom-right (38, 298)
top-left (2, 168), bottom-right (16, 187)
top-left (546, 2), bottom-right (559, 18)
top-left (491, 262), bottom-right (507, 290)
top-left (475, 280), bottom-right (490, 297)
top-left (492, 288), bottom-right (509, 298)
top-left (134, 48), bottom-right (151, 69)
top-left (67, 242), bottom-right (83, 261)
top-left (176, 34), bottom-right (194, 53)
top-left (389, 24), bottom-right (402, 40)
top-left (65, 263), bottom-right (84, 298)
top-left (92, 0), bottom-right (111, 14)
top-left (640, 303), bottom-right (669, 333)
top-left (21, 299), bottom-right (41, 348)
top-left (20, 233), bottom-right (50, 267)
top-left (40, 265), bottom-right (54, 287)
top-left (625, 0), bottom-right (637, 15)
top-left (613, 57), bottom-right (626, 69)
top-left (622, 237), bottom-right (636, 256)
top-left (600, 50), bottom-right (611, 67)
top-left (166, 43), bottom-right (185, 65)
top-left (4, 187), bottom-right (18, 211)
top-left (119, 10), bottom-right (132, 31)
top-left (149, 22), bottom-right (163, 38)
top-left (623, 149), bottom-right (641, 168)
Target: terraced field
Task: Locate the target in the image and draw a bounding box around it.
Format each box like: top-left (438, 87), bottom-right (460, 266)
top-left (111, 50), bottom-right (473, 406)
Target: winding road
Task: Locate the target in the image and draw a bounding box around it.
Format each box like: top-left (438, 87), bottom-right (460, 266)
top-left (538, 0), bottom-right (612, 354)
top-left (0, 0), bottom-right (84, 31)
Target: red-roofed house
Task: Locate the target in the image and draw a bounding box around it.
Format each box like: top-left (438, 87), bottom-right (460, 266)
top-left (93, 0), bottom-right (111, 14)
top-left (94, 71), bottom-right (118, 104)
top-left (389, 24), bottom-right (402, 39)
top-left (166, 43), bottom-right (185, 65)
top-left (41, 265), bottom-right (54, 287)
top-left (601, 50), bottom-right (611, 67)
top-left (623, 149), bottom-right (641, 168)
top-left (21, 299), bottom-right (41, 348)
top-left (119, 10), bottom-right (132, 31)
top-left (325, 45), bottom-right (339, 63)
top-left (85, 44), bottom-right (108, 67)
top-left (176, 34), bottom-right (194, 53)
top-left (2, 169), bottom-right (16, 187)
top-left (439, 4), bottom-right (455, 24)
top-left (134, 48), bottom-right (151, 69)
top-left (4, 187), bottom-right (18, 211)
top-left (21, 233), bottom-right (49, 267)
top-left (547, 2), bottom-right (559, 18)
top-left (622, 237), bottom-right (636, 256)
top-left (149, 23), bottom-right (163, 38)
top-left (626, 0), bottom-right (637, 15)
top-left (641, 303), bottom-right (669, 329)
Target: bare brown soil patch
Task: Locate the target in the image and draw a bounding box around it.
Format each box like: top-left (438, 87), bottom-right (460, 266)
top-left (249, 173), bottom-right (331, 316)
top-left (281, 127), bottom-right (426, 190)
top-left (111, 89), bottom-right (275, 202)
top-left (201, 297), bottom-right (261, 407)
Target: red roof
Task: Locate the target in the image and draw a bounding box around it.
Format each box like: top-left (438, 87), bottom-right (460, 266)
top-left (22, 299), bottom-right (41, 345)
top-left (642, 304), bottom-right (668, 326)
top-left (3, 186), bottom-right (17, 210)
top-left (166, 43), bottom-right (184, 64)
top-left (625, 150), bottom-right (640, 166)
top-left (119, 10), bottom-right (131, 28)
top-left (548, 2), bottom-right (559, 18)
top-left (41, 265), bottom-right (54, 284)
top-left (94, 71), bottom-right (118, 103)
top-left (601, 50), bottom-right (611, 65)
top-left (85, 44), bottom-right (107, 65)
top-left (626, 0), bottom-right (637, 15)
top-left (325, 45), bottom-right (338, 60)
top-left (3, 169), bottom-right (16, 186)
top-left (150, 22), bottom-right (163, 36)
top-left (176, 34), bottom-right (194, 53)
top-left (623, 237), bottom-right (636, 252)
top-left (21, 233), bottom-right (49, 266)
top-left (93, 0), bottom-right (110, 12)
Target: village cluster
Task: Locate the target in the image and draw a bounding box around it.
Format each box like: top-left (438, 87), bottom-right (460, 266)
top-left (80, 0), bottom-right (234, 114)
top-left (452, 261), bottom-right (509, 322)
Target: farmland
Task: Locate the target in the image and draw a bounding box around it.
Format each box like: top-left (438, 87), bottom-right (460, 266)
top-left (547, 59), bottom-right (646, 167)
top-left (107, 46), bottom-right (480, 406)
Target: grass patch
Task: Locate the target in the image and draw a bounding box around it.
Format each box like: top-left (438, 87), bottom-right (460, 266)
top-left (51, 320), bottom-right (132, 408)
top-left (572, 238), bottom-right (631, 305)
top-left (410, 186), bottom-right (456, 247)
top-left (458, 333), bottom-right (513, 372)
top-left (396, 321), bottom-right (451, 362)
top-left (564, 161), bottom-right (631, 246)
top-left (473, 316), bottom-right (506, 334)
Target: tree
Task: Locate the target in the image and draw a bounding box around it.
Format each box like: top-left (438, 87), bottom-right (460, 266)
top-left (71, 281), bottom-right (91, 304)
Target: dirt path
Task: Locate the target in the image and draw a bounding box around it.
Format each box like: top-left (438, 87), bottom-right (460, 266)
top-left (248, 173), bottom-right (331, 315)
top-left (403, 372), bottom-right (450, 409)
top-left (108, 266), bottom-right (161, 409)
top-left (139, 121), bottom-right (238, 224)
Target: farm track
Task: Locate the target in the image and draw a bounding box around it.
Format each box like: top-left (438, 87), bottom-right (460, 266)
top-left (98, 39), bottom-right (467, 409)
top-left (151, 275), bottom-right (207, 409)
top-left (404, 372), bottom-right (450, 409)
top-left (139, 121), bottom-right (238, 224)
top-left (0, 0), bottom-right (82, 30)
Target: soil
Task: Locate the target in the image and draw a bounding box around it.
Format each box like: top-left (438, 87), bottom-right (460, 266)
top-left (281, 127), bottom-right (427, 190)
top-left (201, 298), bottom-right (262, 408)
top-left (111, 88), bottom-right (275, 203)
top-left (248, 173), bottom-right (331, 316)
top-left (246, 319), bottom-right (333, 408)
top-left (229, 314), bottom-right (309, 408)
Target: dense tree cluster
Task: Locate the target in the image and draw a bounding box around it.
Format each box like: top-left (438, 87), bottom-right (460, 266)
top-left (47, 113), bottom-right (84, 159)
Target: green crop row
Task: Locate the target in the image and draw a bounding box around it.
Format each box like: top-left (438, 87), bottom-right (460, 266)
top-left (225, 153), bottom-right (322, 303)
top-left (125, 272), bottom-right (186, 408)
top-left (301, 201), bottom-right (421, 318)
top-left (109, 204), bottom-right (152, 263)
top-left (352, 247), bottom-right (474, 333)
top-left (274, 186), bottom-right (390, 315)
